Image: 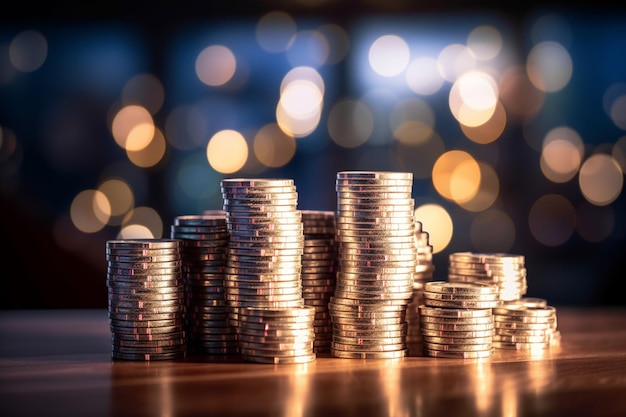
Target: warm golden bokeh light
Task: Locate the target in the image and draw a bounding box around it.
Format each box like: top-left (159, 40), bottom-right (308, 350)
top-left (195, 45), bottom-right (237, 87)
top-left (540, 126), bottom-right (584, 183)
top-left (126, 127), bottom-right (167, 168)
top-left (449, 71), bottom-right (498, 127)
top-left (277, 71), bottom-right (324, 138)
top-left (432, 150), bottom-right (481, 203)
top-left (460, 100), bottom-right (506, 144)
top-left (253, 123), bottom-right (297, 168)
top-left (97, 178), bottom-right (134, 218)
top-left (579, 153), bottom-right (623, 206)
top-left (529, 194), bottom-right (576, 246)
top-left (526, 41), bottom-right (572, 93)
top-left (121, 206), bottom-right (163, 239)
top-left (70, 189), bottom-right (110, 233)
top-left (111, 105), bottom-right (155, 150)
top-left (369, 35), bottom-right (410, 77)
top-left (459, 162), bottom-right (499, 212)
top-left (206, 129), bottom-right (248, 173)
top-left (327, 98), bottom-right (373, 148)
top-left (414, 204), bottom-right (453, 254)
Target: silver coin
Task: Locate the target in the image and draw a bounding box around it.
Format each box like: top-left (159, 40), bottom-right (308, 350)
top-left (174, 214), bottom-right (225, 226)
top-left (449, 251), bottom-right (524, 262)
top-left (106, 239), bottom-right (181, 251)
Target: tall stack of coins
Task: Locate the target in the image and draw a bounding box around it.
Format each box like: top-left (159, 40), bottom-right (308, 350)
top-left (420, 281), bottom-right (500, 358)
top-left (238, 306), bottom-right (317, 364)
top-left (330, 171), bottom-right (416, 359)
top-left (448, 252), bottom-right (527, 301)
top-left (106, 239), bottom-right (187, 361)
top-left (171, 214), bottom-right (238, 356)
top-left (220, 178), bottom-right (311, 363)
top-left (406, 219), bottom-right (435, 350)
top-left (301, 210), bottom-right (337, 353)
top-left (492, 297), bottom-right (561, 351)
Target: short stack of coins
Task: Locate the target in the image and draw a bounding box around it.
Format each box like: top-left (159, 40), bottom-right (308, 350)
top-left (330, 171), bottom-right (416, 359)
top-left (301, 210), bottom-right (337, 353)
top-left (220, 178), bottom-right (311, 362)
top-left (420, 281), bottom-right (500, 358)
top-left (406, 219), bottom-right (435, 349)
top-left (238, 306), bottom-right (317, 364)
top-left (106, 238), bottom-right (187, 361)
top-left (171, 213), bottom-right (238, 356)
top-left (448, 252), bottom-right (527, 301)
top-left (492, 297), bottom-right (561, 351)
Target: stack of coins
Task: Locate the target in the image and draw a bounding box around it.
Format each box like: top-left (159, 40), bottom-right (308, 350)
top-left (106, 239), bottom-right (187, 361)
top-left (492, 297), bottom-right (560, 351)
top-left (301, 210), bottom-right (337, 353)
top-left (420, 281), bottom-right (500, 358)
top-left (171, 214), bottom-right (238, 356)
top-left (330, 171), bottom-right (416, 359)
top-left (448, 252), bottom-right (527, 301)
top-left (238, 306), bottom-right (317, 364)
top-left (220, 178), bottom-right (310, 361)
top-left (406, 219), bottom-right (435, 349)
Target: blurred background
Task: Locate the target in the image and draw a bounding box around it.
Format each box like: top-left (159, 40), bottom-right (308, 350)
top-left (1, 1), bottom-right (625, 309)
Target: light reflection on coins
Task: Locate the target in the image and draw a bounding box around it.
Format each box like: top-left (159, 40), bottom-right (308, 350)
top-left (331, 171), bottom-right (416, 359)
top-left (106, 238), bottom-right (187, 361)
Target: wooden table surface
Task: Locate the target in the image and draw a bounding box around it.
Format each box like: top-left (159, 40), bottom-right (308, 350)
top-left (1, 307), bottom-right (625, 417)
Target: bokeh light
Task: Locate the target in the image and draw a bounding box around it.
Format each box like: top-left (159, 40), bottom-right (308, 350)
top-left (70, 189), bottom-right (110, 233)
top-left (206, 129), bottom-right (248, 173)
top-left (254, 123), bottom-right (296, 168)
top-left (467, 25), bottom-right (503, 61)
top-left (526, 41), bottom-right (572, 93)
top-left (97, 177), bottom-right (134, 221)
top-left (405, 57), bottom-right (445, 96)
top-left (256, 11), bottom-right (297, 53)
top-left (120, 206), bottom-right (163, 239)
top-left (369, 35), bottom-right (410, 77)
top-left (540, 126), bottom-right (584, 183)
top-left (578, 153), bottom-right (623, 206)
top-left (437, 43), bottom-right (476, 83)
top-left (9, 30), bottom-right (47, 72)
top-left (195, 45), bottom-right (237, 87)
top-left (432, 150), bottom-right (481, 204)
top-left (111, 105), bottom-right (155, 150)
top-left (414, 204), bottom-right (453, 254)
top-left (449, 71), bottom-right (498, 127)
top-left (126, 127), bottom-right (167, 168)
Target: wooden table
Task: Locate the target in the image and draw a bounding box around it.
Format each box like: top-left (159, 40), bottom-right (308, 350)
top-left (1, 308), bottom-right (625, 417)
